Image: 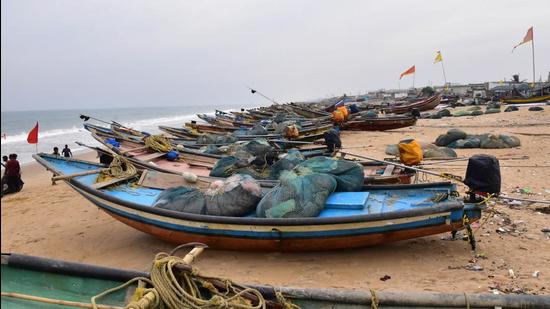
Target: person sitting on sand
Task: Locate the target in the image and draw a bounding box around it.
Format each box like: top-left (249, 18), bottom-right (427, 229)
top-left (61, 145), bottom-right (72, 158)
top-left (2, 154), bottom-right (23, 195)
top-left (52, 147), bottom-right (60, 156)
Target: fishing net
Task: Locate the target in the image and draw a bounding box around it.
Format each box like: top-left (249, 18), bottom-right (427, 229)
top-left (294, 156), bottom-right (364, 192)
top-left (154, 174), bottom-right (262, 216)
top-left (196, 134), bottom-right (237, 145)
top-left (268, 150), bottom-right (305, 180)
top-left (256, 171), bottom-right (337, 218)
top-left (435, 129), bottom-right (467, 146)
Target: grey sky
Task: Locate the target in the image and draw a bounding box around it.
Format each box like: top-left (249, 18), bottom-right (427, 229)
top-left (1, 0), bottom-right (549, 111)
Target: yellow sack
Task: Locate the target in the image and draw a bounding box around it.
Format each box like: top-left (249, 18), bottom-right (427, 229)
top-left (398, 140), bottom-right (423, 165)
top-left (332, 110), bottom-right (345, 123)
top-left (337, 106), bottom-right (349, 119)
top-left (284, 124), bottom-right (300, 138)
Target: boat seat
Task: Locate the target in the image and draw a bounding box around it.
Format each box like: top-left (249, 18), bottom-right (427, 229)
top-left (325, 192), bottom-right (370, 210)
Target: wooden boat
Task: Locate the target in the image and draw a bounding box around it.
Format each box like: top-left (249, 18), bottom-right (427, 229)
top-left (90, 131), bottom-right (219, 171)
top-left (4, 253), bottom-right (548, 309)
top-left (386, 95), bottom-right (441, 114)
top-left (33, 154), bottom-right (481, 251)
top-left (288, 104), bottom-right (331, 118)
top-left (501, 94), bottom-right (550, 104)
top-left (342, 115), bottom-right (417, 131)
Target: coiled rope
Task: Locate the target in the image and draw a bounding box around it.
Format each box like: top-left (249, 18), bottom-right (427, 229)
top-left (143, 135), bottom-right (172, 153)
top-left (92, 244), bottom-right (299, 309)
top-left (95, 155), bottom-right (137, 183)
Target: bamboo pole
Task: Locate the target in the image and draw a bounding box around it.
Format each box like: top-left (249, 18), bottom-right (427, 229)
top-left (1, 292), bottom-right (123, 309)
top-left (340, 151), bottom-right (463, 182)
top-left (51, 169), bottom-right (108, 183)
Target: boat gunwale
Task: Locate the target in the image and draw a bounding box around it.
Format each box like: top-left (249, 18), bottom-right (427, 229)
top-left (3, 253), bottom-right (549, 308)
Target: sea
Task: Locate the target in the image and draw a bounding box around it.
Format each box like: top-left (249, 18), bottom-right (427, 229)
top-left (1, 103), bottom-right (267, 165)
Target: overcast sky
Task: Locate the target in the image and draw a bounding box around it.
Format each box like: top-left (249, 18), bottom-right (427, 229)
top-left (1, 0), bottom-right (549, 111)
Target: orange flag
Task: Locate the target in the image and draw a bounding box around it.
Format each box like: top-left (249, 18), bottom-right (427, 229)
top-left (512, 27), bottom-right (533, 52)
top-left (399, 65), bottom-right (415, 79)
top-left (27, 122), bottom-right (39, 144)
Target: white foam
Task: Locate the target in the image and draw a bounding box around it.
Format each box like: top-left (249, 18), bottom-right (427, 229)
top-left (1, 126), bottom-right (84, 145)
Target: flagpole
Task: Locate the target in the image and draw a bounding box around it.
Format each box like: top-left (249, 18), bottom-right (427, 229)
top-left (531, 34), bottom-right (536, 87)
top-left (413, 72), bottom-right (415, 89)
top-left (440, 61), bottom-right (447, 90)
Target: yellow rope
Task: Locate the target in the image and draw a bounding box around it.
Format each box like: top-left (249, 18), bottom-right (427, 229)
top-left (472, 194), bottom-right (496, 236)
top-left (95, 155), bottom-right (137, 183)
top-left (93, 245), bottom-right (299, 309)
top-left (369, 289), bottom-right (379, 309)
top-left (143, 135), bottom-right (172, 153)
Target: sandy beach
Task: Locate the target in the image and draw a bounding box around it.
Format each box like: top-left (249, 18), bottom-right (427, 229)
top-left (2, 108), bottom-right (549, 295)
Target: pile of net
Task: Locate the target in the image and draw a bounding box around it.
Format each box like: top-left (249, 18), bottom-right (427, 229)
top-left (196, 133), bottom-right (237, 145)
top-left (154, 174), bottom-right (262, 216)
top-left (256, 157), bottom-right (364, 218)
top-left (209, 139), bottom-right (278, 179)
top-left (435, 129), bottom-right (521, 149)
top-left (232, 123), bottom-right (268, 136)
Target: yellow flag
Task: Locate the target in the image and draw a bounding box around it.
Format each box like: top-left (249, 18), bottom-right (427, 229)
top-left (434, 51), bottom-right (443, 63)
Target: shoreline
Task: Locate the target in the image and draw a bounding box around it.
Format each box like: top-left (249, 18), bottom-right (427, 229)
top-left (2, 108), bottom-right (549, 294)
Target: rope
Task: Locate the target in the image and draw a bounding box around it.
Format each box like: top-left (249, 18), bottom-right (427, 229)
top-left (472, 194), bottom-right (496, 236)
top-left (143, 135), bottom-right (172, 153)
top-left (93, 245), bottom-right (299, 309)
top-left (1, 292), bottom-right (123, 309)
top-left (369, 289), bottom-right (379, 309)
top-left (95, 155), bottom-right (137, 183)
top-left (464, 292), bottom-right (470, 309)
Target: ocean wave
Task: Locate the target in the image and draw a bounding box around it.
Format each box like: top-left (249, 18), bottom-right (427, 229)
top-left (0, 126), bottom-right (85, 144)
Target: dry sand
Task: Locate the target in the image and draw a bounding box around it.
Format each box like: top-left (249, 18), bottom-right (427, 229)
top-left (2, 107), bottom-right (549, 295)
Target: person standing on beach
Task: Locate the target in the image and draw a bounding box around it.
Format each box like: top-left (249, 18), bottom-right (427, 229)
top-left (52, 147), bottom-right (60, 156)
top-left (2, 154), bottom-right (23, 196)
top-left (1, 155), bottom-right (8, 192)
top-left (62, 145), bottom-right (72, 158)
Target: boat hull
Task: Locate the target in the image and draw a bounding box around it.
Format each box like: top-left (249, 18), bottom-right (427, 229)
top-left (73, 183), bottom-right (478, 251)
top-left (387, 95), bottom-right (441, 114)
top-left (501, 95), bottom-right (550, 104)
top-left (342, 117), bottom-right (417, 131)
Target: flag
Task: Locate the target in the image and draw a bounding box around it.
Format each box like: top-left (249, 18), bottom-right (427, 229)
top-left (434, 51), bottom-right (443, 63)
top-left (512, 27), bottom-right (533, 52)
top-left (27, 122), bottom-right (39, 144)
top-left (399, 65), bottom-right (415, 79)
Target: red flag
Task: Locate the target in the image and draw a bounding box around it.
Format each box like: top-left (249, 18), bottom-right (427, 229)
top-left (27, 122), bottom-right (39, 144)
top-left (400, 65), bottom-right (416, 79)
top-left (512, 27), bottom-right (533, 51)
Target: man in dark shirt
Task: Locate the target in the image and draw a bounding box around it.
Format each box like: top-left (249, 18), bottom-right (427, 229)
top-left (62, 145), bottom-right (72, 158)
top-left (3, 154), bottom-right (23, 195)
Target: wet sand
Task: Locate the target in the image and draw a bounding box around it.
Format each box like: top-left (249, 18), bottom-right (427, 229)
top-left (2, 107), bottom-right (549, 294)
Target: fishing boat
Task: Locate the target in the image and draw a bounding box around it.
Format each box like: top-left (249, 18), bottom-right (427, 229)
top-left (341, 115), bottom-right (417, 131)
top-left (33, 153), bottom-right (481, 251)
top-left (501, 94), bottom-right (550, 104)
top-left (3, 252), bottom-right (549, 309)
top-left (385, 95), bottom-right (441, 114)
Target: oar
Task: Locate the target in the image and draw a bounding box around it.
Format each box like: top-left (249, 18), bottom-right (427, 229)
top-left (340, 151), bottom-right (464, 182)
